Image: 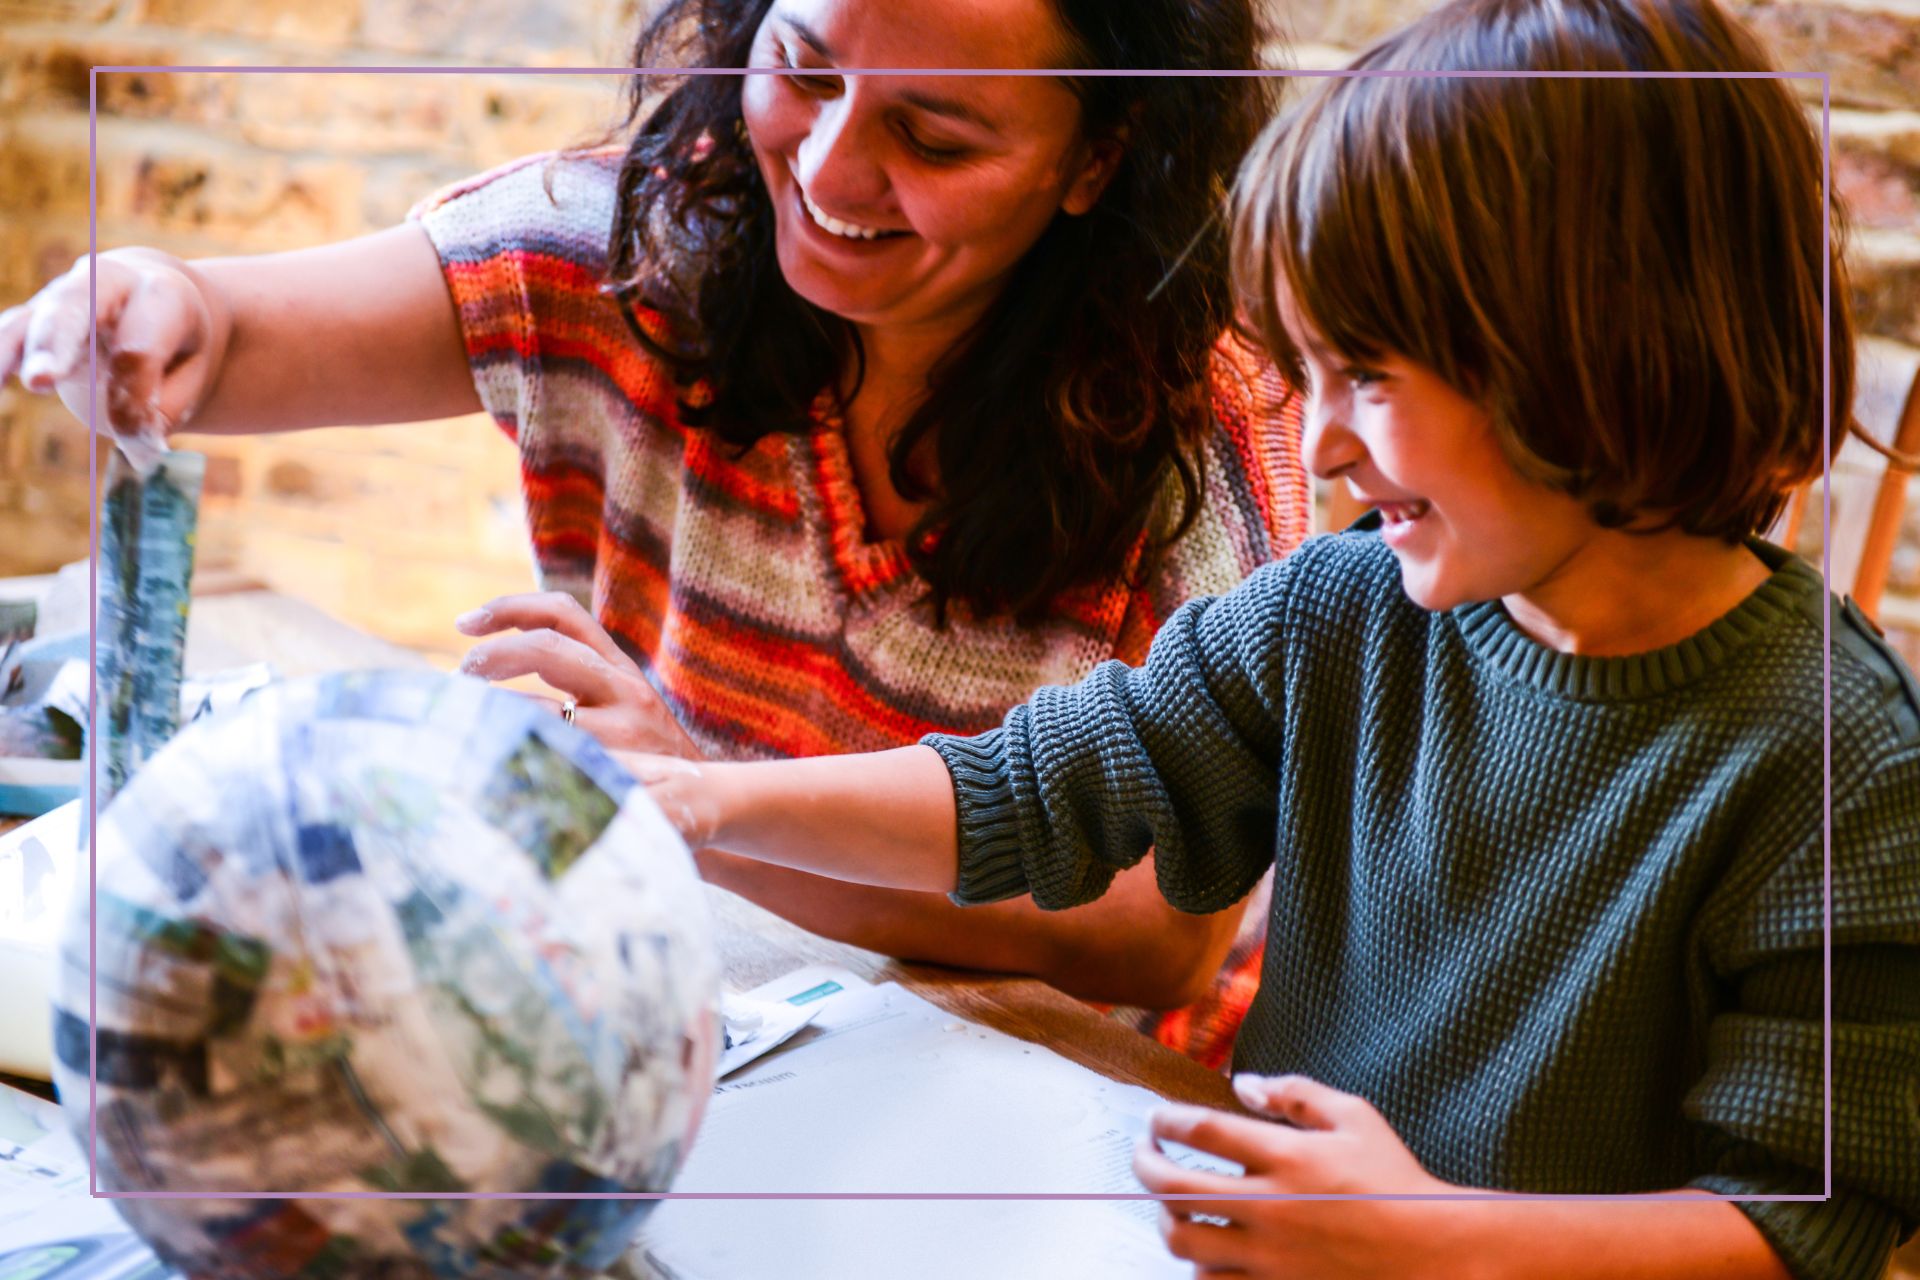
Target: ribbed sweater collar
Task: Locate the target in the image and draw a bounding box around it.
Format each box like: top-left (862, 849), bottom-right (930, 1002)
top-left (1449, 540), bottom-right (1824, 702)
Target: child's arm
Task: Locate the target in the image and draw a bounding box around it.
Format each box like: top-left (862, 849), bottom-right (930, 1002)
top-left (632, 565), bottom-right (1292, 912)
top-left (628, 746), bottom-right (963, 892)
top-left (1135, 1074), bottom-right (1791, 1280)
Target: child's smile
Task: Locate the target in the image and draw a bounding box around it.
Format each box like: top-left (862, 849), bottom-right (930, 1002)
top-left (1368, 497), bottom-right (1431, 545)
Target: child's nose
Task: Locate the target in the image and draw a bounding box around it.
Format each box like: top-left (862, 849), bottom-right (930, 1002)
top-left (1302, 396), bottom-right (1365, 481)
top-left (794, 91), bottom-right (889, 213)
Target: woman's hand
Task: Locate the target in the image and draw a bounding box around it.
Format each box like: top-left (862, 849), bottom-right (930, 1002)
top-left (456, 591), bottom-right (702, 759)
top-left (1134, 1074), bottom-right (1471, 1279)
top-left (0, 248), bottom-right (230, 452)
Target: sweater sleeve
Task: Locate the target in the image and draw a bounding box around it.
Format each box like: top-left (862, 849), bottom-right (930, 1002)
top-left (407, 153), bottom-right (552, 446)
top-left (1686, 743), bottom-right (1920, 1280)
top-left (924, 557), bottom-right (1294, 914)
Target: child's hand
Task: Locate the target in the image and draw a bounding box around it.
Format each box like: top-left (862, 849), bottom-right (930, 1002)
top-left (1134, 1074), bottom-right (1469, 1279)
top-left (617, 752), bottom-right (724, 849)
top-left (456, 592), bottom-right (702, 759)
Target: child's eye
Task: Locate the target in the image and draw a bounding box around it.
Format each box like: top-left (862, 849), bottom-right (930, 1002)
top-left (1343, 365), bottom-right (1386, 389)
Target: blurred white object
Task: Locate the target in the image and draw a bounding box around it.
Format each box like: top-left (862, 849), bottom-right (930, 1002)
top-left (0, 799), bottom-right (81, 1079)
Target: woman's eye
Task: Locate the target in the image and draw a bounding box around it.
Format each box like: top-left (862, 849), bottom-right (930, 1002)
top-left (786, 70), bottom-right (839, 94)
top-left (900, 128), bottom-right (966, 163)
top-left (777, 46), bottom-right (839, 94)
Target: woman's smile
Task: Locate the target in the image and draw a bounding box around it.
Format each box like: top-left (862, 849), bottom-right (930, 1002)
top-left (740, 0), bottom-right (1116, 335)
top-left (797, 184), bottom-right (909, 242)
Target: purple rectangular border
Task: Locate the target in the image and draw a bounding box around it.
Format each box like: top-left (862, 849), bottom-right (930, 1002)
top-left (80, 63), bottom-right (1835, 1206)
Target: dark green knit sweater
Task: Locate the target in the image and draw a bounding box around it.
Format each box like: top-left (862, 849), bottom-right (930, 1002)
top-left (926, 529), bottom-right (1920, 1280)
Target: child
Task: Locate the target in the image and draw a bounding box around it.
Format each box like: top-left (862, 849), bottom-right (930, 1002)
top-left (631, 0), bottom-right (1920, 1275)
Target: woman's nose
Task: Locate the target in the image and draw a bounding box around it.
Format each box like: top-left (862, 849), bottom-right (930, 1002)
top-left (793, 90), bottom-right (889, 212)
top-left (1302, 394), bottom-right (1364, 481)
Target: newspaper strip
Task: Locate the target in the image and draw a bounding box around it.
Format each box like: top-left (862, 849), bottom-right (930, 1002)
top-left (92, 447), bottom-right (204, 816)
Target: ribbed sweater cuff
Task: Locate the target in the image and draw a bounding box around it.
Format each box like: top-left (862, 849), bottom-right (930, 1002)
top-left (922, 729), bottom-right (1030, 906)
top-left (1691, 1174), bottom-right (1900, 1280)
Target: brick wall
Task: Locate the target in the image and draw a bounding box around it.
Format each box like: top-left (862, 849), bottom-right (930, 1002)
top-left (0, 0), bottom-right (637, 666)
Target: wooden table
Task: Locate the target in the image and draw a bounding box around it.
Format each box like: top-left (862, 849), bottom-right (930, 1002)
top-left (1, 576), bottom-right (1238, 1113)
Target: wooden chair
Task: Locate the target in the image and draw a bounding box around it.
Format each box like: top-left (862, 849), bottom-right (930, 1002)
top-left (1779, 336), bottom-right (1920, 628)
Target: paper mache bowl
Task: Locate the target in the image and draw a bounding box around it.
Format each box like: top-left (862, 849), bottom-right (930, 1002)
top-left (50, 670), bottom-right (722, 1280)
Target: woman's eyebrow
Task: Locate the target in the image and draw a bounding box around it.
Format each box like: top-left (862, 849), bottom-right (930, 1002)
top-left (776, 12), bottom-right (832, 58)
top-left (896, 88), bottom-right (998, 132)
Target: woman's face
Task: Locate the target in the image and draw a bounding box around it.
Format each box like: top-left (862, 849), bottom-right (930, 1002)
top-left (740, 0), bottom-right (1119, 340)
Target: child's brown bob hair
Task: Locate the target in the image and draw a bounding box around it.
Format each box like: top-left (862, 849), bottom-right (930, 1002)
top-left (1232, 0), bottom-right (1852, 540)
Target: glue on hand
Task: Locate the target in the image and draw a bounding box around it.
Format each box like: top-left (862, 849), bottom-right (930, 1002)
top-left (4, 248), bottom-right (212, 481)
top-left (19, 342), bottom-right (175, 479)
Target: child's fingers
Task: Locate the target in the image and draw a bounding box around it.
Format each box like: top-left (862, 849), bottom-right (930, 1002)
top-left (1231, 1073), bottom-right (1366, 1131)
top-left (1157, 1203), bottom-right (1251, 1270)
top-left (1146, 1105), bottom-right (1296, 1175)
top-left (455, 591), bottom-right (632, 670)
top-left (1133, 1134), bottom-right (1257, 1195)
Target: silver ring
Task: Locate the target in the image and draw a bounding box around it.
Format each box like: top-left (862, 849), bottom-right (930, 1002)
top-left (561, 699), bottom-right (577, 725)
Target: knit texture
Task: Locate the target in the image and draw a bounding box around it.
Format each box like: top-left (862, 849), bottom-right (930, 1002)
top-left (410, 150), bottom-right (1310, 1064)
top-left (929, 528), bottom-right (1920, 1280)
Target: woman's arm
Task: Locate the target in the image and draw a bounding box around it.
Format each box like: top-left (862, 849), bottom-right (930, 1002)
top-left (695, 849), bottom-right (1245, 1008)
top-left (2, 223), bottom-right (478, 438)
top-left (189, 224), bottom-right (481, 431)
top-left (465, 593), bottom-right (1248, 1008)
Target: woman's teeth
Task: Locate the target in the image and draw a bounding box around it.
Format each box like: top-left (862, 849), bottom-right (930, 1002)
top-left (801, 190), bottom-right (895, 241)
top-left (1379, 500), bottom-right (1431, 525)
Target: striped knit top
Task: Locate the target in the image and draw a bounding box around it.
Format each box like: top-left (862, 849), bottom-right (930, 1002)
top-left (411, 150), bottom-right (1311, 1064)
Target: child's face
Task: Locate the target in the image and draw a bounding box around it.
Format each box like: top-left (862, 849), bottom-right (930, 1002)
top-left (1283, 291), bottom-right (1600, 615)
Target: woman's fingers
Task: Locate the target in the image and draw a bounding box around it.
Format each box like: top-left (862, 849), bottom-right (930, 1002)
top-left (0, 304), bottom-right (32, 386)
top-left (19, 258), bottom-right (112, 392)
top-left (458, 628), bottom-right (626, 706)
top-left (9, 253), bottom-right (208, 447)
top-left (456, 591), bottom-right (634, 671)
top-left (457, 599), bottom-right (700, 757)
top-left (106, 269), bottom-right (209, 437)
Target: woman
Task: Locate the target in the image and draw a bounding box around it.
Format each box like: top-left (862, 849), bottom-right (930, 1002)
top-left (1, 0), bottom-right (1308, 1065)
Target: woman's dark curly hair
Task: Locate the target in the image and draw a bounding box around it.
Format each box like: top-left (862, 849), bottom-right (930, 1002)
top-left (605, 0), bottom-right (1277, 623)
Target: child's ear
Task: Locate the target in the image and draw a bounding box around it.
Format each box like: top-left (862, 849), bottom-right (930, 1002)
top-left (1061, 132), bottom-right (1127, 217)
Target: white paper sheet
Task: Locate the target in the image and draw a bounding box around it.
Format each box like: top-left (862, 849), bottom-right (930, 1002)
top-left (0, 1080), bottom-right (183, 1278)
top-left (632, 977), bottom-right (1237, 1280)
